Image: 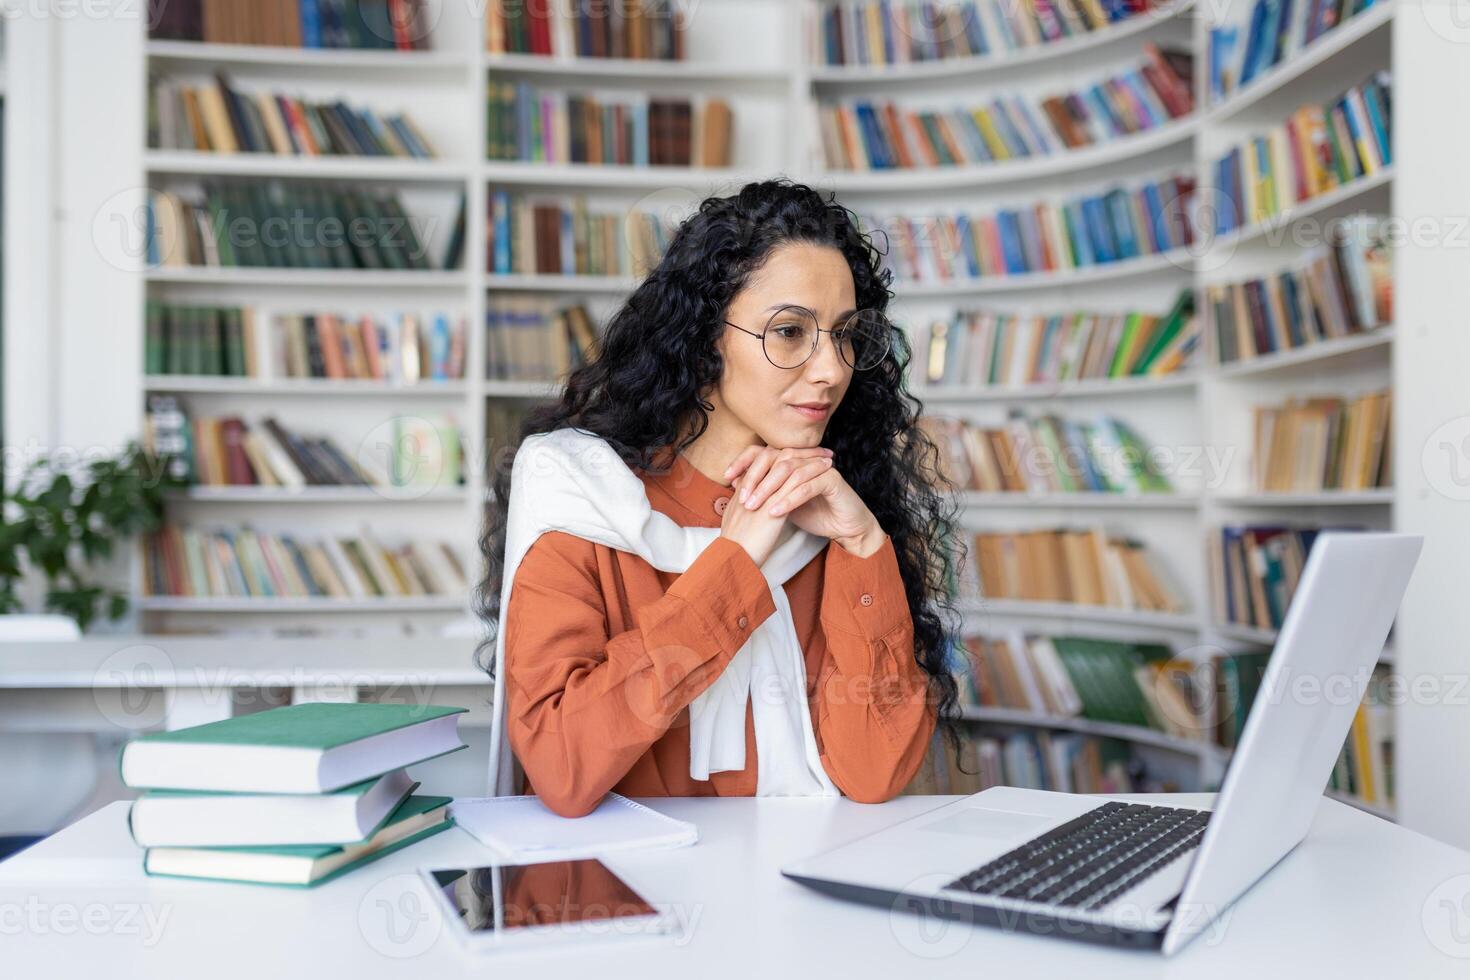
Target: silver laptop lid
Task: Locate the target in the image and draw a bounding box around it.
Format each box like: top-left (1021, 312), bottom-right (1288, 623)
top-left (1162, 532), bottom-right (1421, 955)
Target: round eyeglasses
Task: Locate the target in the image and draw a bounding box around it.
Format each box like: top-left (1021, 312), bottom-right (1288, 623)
top-left (724, 305), bottom-right (893, 372)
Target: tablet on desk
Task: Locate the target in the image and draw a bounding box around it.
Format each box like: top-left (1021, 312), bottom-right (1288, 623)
top-left (420, 858), bottom-right (680, 952)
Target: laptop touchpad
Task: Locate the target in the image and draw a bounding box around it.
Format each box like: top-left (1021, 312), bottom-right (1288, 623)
top-left (920, 808), bottom-right (1058, 841)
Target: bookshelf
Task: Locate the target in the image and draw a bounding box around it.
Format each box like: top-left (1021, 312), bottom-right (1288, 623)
top-left (50, 0), bottom-right (1405, 810)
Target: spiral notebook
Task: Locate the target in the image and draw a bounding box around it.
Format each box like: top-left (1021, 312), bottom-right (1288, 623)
top-left (449, 794), bottom-right (697, 861)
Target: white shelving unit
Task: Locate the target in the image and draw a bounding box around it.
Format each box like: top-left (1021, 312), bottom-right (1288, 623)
top-left (119, 1), bottom-right (1411, 810)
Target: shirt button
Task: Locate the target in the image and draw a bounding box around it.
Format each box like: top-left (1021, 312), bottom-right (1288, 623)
top-left (737, 615), bottom-right (748, 629)
top-left (860, 593), bottom-right (874, 607)
top-left (713, 496), bottom-right (730, 516)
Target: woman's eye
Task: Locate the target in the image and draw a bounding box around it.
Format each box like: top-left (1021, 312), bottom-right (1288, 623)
top-left (772, 325), bottom-right (805, 339)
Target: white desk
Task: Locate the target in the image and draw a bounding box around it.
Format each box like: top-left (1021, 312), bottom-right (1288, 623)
top-left (4, 794), bottom-right (1470, 977)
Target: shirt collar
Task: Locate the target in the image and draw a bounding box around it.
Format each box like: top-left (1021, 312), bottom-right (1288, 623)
top-left (638, 447), bottom-right (734, 528)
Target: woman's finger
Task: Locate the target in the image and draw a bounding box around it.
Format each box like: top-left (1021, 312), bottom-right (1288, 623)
top-left (765, 460), bottom-right (835, 516)
top-left (723, 445), bottom-right (766, 483)
top-left (738, 448), bottom-right (828, 506)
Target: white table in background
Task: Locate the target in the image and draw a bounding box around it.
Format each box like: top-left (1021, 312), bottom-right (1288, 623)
top-left (3, 794), bottom-right (1469, 978)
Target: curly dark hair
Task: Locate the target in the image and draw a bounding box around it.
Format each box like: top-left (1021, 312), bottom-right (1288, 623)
top-left (475, 178), bottom-right (963, 753)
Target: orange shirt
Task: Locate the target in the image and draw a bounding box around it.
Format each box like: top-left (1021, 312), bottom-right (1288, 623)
top-left (502, 450), bottom-right (936, 817)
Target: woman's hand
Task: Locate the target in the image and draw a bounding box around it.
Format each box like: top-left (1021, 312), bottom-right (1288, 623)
top-left (717, 449), bottom-right (828, 566)
top-left (725, 446), bottom-right (885, 558)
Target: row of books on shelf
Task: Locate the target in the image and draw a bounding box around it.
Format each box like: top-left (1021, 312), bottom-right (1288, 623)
top-left (144, 303), bottom-right (468, 383)
top-left (486, 191), bottom-right (669, 277)
top-left (918, 289), bottom-right (1197, 388)
top-left (147, 0), bottom-right (431, 50)
top-left (486, 84), bottom-right (733, 167)
top-left (1211, 524), bottom-right (1330, 631)
top-left (923, 412), bottom-right (1172, 494)
top-left (149, 74), bottom-right (437, 159)
top-left (1207, 0), bottom-right (1382, 104)
top-left (957, 527), bottom-right (1185, 613)
top-left (1210, 214), bottom-right (1391, 364)
top-left (914, 728), bottom-right (1164, 796)
top-left (818, 44), bottom-right (1192, 170)
top-left (814, 0), bottom-right (1171, 69)
top-left (141, 525), bottom-right (469, 599)
top-left (860, 172), bottom-right (1196, 284)
top-left (144, 396), bottom-right (463, 489)
top-left (1211, 73), bottom-right (1391, 235)
top-left (146, 182), bottom-right (467, 272)
top-left (122, 703), bottom-right (462, 885)
top-left (485, 0), bottom-right (687, 60)
top-left (1253, 389), bottom-right (1391, 493)
top-left (486, 299), bottom-right (598, 381)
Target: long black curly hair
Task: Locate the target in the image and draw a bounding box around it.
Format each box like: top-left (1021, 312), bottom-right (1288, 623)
top-left (476, 178), bottom-right (963, 749)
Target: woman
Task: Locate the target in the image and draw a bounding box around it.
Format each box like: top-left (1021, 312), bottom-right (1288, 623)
top-left (478, 179), bottom-right (959, 817)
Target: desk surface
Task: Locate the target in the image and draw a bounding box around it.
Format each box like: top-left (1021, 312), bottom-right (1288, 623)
top-left (4, 793), bottom-right (1470, 977)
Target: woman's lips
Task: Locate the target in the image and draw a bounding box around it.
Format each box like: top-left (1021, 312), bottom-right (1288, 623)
top-left (789, 403), bottom-right (832, 421)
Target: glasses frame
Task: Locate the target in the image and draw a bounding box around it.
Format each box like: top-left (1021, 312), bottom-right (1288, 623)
top-left (723, 305), bottom-right (892, 372)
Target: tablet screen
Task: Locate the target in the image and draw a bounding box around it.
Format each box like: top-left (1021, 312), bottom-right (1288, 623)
top-left (426, 858), bottom-right (661, 937)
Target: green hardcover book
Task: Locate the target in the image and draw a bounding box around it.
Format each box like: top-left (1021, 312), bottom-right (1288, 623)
top-left (144, 300), bottom-right (166, 375)
top-left (1130, 290), bottom-right (1195, 375)
top-left (143, 794), bottom-right (453, 887)
top-left (119, 702), bottom-right (468, 794)
top-left (200, 307), bottom-right (222, 375)
top-left (221, 308), bottom-right (246, 377)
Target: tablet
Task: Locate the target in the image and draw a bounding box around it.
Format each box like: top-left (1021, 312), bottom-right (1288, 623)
top-left (419, 858), bottom-right (681, 952)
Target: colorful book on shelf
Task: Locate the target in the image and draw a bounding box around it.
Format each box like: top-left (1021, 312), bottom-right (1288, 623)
top-left (149, 73), bottom-right (437, 158)
top-left (1208, 524), bottom-right (1379, 632)
top-left (143, 793), bottom-right (454, 886)
top-left (485, 191), bottom-right (671, 277)
top-left (941, 728), bottom-right (1153, 796)
top-left (959, 526), bottom-right (1185, 612)
top-left (486, 298), bottom-right (598, 381)
top-left (485, 0), bottom-right (686, 59)
top-left (141, 525), bottom-right (469, 601)
top-left (921, 412), bottom-right (1173, 494)
top-left (818, 44), bottom-right (1192, 170)
top-left (814, 0), bottom-right (1172, 68)
top-left (269, 311), bottom-right (467, 383)
top-left (1211, 72), bottom-right (1391, 235)
top-left (918, 289), bottom-right (1198, 387)
top-left (119, 702), bottom-right (468, 793)
top-left (129, 768), bottom-right (418, 848)
top-left (144, 303), bottom-right (257, 378)
top-left (1210, 214), bottom-right (1391, 363)
top-left (144, 180), bottom-right (456, 272)
top-left (1252, 389), bottom-right (1391, 492)
top-left (861, 171), bottom-right (1196, 284)
top-left (1208, 0), bottom-right (1383, 104)
top-left (148, 0), bottom-right (433, 50)
top-left (486, 83), bottom-right (733, 168)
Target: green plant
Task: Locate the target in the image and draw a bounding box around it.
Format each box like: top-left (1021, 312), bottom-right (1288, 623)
top-left (0, 443), bottom-right (185, 631)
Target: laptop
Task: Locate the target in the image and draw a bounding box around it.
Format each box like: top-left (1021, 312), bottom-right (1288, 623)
top-left (782, 532), bottom-right (1421, 955)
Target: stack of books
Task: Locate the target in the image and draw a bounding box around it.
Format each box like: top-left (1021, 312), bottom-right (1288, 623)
top-left (1208, 0), bottom-right (1383, 104)
top-left (122, 703), bottom-right (463, 886)
top-left (814, 0), bottom-right (1175, 68)
top-left (1252, 389), bottom-right (1392, 492)
top-left (148, 0), bottom-right (433, 50)
top-left (1210, 214), bottom-right (1392, 364)
top-left (487, 84), bottom-right (733, 168)
top-left (149, 74), bottom-right (437, 158)
top-left (918, 289), bottom-right (1197, 387)
top-left (144, 303), bottom-right (258, 378)
top-left (486, 191), bottom-right (672, 277)
top-left (145, 181), bottom-right (464, 272)
top-left (485, 0), bottom-right (687, 59)
top-left (960, 527), bottom-right (1185, 612)
top-left (141, 525), bottom-right (469, 600)
top-left (486, 299), bottom-right (598, 381)
top-left (819, 45), bottom-right (1193, 170)
top-left (861, 171), bottom-right (1196, 284)
top-left (921, 412), bottom-right (1173, 494)
top-left (1211, 73), bottom-right (1391, 235)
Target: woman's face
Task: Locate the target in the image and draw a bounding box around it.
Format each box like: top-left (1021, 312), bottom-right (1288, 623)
top-left (708, 242), bottom-right (857, 450)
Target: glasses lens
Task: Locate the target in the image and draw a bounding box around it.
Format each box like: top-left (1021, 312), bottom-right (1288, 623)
top-left (762, 307), bottom-right (820, 369)
top-left (837, 310), bottom-right (892, 371)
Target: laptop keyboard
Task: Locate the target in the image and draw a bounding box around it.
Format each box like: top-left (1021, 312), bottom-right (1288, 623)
top-left (945, 801), bottom-right (1209, 911)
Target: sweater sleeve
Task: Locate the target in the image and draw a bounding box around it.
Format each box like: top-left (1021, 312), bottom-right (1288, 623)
top-left (812, 535), bottom-right (936, 803)
top-left (503, 531), bottom-right (776, 817)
